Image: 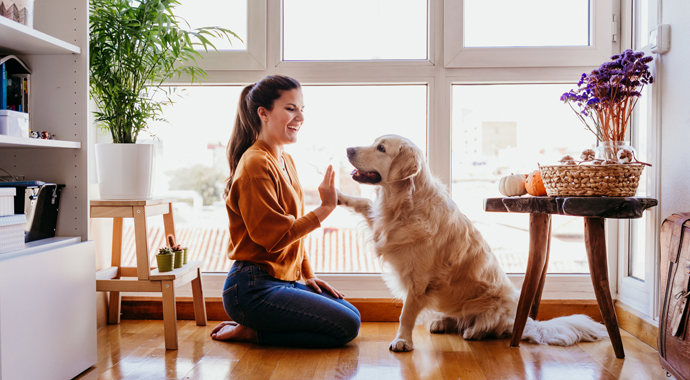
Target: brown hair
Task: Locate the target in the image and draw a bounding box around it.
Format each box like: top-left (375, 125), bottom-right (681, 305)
top-left (223, 75), bottom-right (301, 198)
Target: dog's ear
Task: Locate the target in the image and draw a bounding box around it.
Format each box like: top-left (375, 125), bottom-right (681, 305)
top-left (389, 143), bottom-right (422, 182)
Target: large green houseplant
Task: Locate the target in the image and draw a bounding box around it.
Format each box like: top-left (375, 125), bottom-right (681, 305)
top-left (89, 0), bottom-right (238, 199)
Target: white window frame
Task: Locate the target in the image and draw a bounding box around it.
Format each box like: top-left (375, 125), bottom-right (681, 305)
top-left (193, 0), bottom-right (267, 70)
top-left (155, 0), bottom-right (623, 302)
top-left (444, 0), bottom-right (617, 68)
top-left (615, 0), bottom-right (662, 320)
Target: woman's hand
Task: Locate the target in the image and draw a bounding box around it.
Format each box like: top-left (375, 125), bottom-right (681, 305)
top-left (318, 165), bottom-right (336, 209)
top-left (313, 165), bottom-right (337, 223)
top-left (306, 276), bottom-right (345, 299)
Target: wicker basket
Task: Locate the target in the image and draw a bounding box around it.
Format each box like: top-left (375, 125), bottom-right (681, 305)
top-left (540, 163), bottom-right (645, 197)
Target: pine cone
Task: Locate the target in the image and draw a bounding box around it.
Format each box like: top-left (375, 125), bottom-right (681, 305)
top-left (559, 155), bottom-right (576, 165)
top-left (580, 149), bottom-right (596, 161)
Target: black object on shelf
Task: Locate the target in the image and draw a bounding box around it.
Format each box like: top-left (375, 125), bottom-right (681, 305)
top-left (0, 181), bottom-right (64, 242)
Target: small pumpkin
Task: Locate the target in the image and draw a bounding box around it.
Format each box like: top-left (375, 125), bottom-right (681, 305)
top-left (525, 170), bottom-right (547, 196)
top-left (498, 174), bottom-right (528, 197)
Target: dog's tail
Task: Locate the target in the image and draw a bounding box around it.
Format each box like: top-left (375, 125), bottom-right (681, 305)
top-left (521, 314), bottom-right (609, 345)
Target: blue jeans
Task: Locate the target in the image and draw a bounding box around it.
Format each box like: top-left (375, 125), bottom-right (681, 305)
top-left (222, 261), bottom-right (361, 348)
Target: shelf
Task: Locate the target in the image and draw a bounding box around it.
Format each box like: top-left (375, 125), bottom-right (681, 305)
top-left (0, 135), bottom-right (81, 148)
top-left (0, 236), bottom-right (81, 261)
top-left (0, 17), bottom-right (80, 55)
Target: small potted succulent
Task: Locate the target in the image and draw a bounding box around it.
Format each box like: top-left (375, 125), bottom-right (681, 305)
top-left (167, 234), bottom-right (184, 268)
top-left (156, 247), bottom-right (174, 272)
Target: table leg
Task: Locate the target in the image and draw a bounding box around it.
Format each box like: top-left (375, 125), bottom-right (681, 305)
top-left (133, 207), bottom-right (150, 280)
top-left (108, 217), bottom-right (124, 324)
top-left (162, 280), bottom-right (178, 350)
top-left (511, 213), bottom-right (551, 348)
top-left (530, 217), bottom-right (552, 320)
top-left (191, 267), bottom-right (208, 326)
top-left (584, 217), bottom-right (625, 359)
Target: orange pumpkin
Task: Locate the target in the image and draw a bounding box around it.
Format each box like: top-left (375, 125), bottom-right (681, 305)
top-left (525, 170), bottom-right (547, 196)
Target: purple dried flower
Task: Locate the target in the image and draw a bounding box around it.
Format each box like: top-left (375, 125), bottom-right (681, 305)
top-left (561, 50), bottom-right (654, 142)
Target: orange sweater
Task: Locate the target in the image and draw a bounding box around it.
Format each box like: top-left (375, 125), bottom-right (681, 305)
top-left (226, 140), bottom-right (320, 281)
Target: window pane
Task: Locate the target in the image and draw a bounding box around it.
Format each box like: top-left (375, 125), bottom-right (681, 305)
top-left (176, 0), bottom-right (247, 51)
top-left (463, 0), bottom-right (590, 48)
top-left (635, 0), bottom-right (650, 50)
top-left (283, 0), bottom-right (427, 60)
top-left (452, 84), bottom-right (594, 274)
top-left (119, 85), bottom-right (426, 273)
top-left (630, 86), bottom-right (650, 280)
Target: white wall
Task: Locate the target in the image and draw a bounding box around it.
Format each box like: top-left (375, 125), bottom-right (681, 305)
top-left (660, 0), bottom-right (690, 218)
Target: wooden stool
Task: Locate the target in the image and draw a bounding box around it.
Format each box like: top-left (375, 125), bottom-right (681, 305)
top-left (91, 198), bottom-right (207, 350)
top-left (484, 196), bottom-right (658, 359)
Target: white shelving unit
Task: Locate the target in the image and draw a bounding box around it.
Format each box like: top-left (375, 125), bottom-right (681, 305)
top-left (0, 134), bottom-right (81, 148)
top-left (0, 1), bottom-right (96, 379)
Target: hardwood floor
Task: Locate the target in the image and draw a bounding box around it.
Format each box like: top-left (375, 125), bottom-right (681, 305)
top-left (75, 320), bottom-right (669, 380)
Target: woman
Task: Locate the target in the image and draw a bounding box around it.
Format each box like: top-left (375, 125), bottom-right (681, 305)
top-left (211, 75), bottom-right (361, 347)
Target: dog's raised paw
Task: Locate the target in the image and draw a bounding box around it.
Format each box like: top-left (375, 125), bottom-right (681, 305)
top-left (389, 338), bottom-right (413, 352)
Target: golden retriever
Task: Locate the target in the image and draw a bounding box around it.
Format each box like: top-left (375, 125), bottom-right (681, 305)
top-left (337, 134), bottom-right (608, 352)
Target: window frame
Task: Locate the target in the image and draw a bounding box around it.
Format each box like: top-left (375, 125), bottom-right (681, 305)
top-left (615, 0), bottom-right (661, 320)
top-left (147, 0), bottom-right (628, 303)
top-left (444, 0), bottom-right (617, 68)
top-left (193, 0), bottom-right (267, 70)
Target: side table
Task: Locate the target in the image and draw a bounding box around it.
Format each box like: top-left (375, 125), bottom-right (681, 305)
top-left (91, 198), bottom-right (208, 350)
top-left (484, 196), bottom-right (658, 359)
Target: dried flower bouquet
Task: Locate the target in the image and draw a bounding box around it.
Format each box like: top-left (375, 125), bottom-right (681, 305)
top-left (561, 49), bottom-right (654, 143)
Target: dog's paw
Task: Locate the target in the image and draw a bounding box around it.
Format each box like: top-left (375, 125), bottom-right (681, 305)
top-left (389, 338), bottom-right (414, 352)
top-left (336, 189), bottom-right (348, 206)
top-left (430, 317), bottom-right (458, 334)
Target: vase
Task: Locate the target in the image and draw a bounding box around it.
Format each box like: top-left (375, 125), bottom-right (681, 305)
top-left (595, 141), bottom-right (637, 163)
top-left (182, 247), bottom-right (188, 265)
top-left (156, 254), bottom-right (174, 272)
top-left (173, 250), bottom-right (184, 268)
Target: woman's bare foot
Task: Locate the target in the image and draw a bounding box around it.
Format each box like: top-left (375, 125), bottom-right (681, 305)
top-left (210, 321), bottom-right (258, 342)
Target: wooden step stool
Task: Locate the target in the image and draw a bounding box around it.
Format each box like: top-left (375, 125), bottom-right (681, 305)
top-left (92, 198), bottom-right (207, 350)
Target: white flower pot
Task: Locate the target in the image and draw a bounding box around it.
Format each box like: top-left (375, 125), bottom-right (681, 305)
top-left (95, 143), bottom-right (155, 200)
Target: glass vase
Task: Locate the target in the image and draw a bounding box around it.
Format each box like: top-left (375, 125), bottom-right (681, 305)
top-left (595, 141), bottom-right (637, 163)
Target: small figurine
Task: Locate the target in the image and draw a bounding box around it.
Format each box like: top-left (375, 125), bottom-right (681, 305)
top-left (41, 131), bottom-right (51, 139)
top-left (29, 131), bottom-right (40, 139)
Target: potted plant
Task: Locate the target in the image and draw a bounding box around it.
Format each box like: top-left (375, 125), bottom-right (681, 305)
top-left (156, 246), bottom-right (174, 272)
top-left (89, 0), bottom-right (239, 199)
top-left (167, 234), bottom-right (184, 268)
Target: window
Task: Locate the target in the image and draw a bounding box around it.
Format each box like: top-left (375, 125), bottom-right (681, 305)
top-left (463, 0), bottom-right (590, 48)
top-left (452, 84), bottom-right (593, 273)
top-left (115, 0), bottom-right (623, 300)
top-left (120, 85), bottom-right (427, 274)
top-left (175, 0), bottom-right (248, 51)
top-left (283, 0), bottom-right (428, 61)
top-left (444, 0), bottom-right (615, 68)
top-left (615, 0), bottom-right (661, 318)
top-left (176, 0), bottom-right (266, 70)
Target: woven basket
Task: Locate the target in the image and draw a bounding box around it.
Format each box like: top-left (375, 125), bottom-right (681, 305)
top-left (540, 164), bottom-right (645, 197)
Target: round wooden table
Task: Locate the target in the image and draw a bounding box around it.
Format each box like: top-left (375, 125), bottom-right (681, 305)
top-left (483, 196), bottom-right (658, 358)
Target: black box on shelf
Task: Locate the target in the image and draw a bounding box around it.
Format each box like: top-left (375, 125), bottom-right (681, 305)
top-left (0, 181), bottom-right (64, 242)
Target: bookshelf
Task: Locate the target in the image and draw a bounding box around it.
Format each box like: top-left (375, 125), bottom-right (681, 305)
top-left (0, 16), bottom-right (80, 55)
top-left (0, 1), bottom-right (96, 379)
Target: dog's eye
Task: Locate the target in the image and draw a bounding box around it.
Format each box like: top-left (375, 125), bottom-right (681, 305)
top-left (377, 144), bottom-right (386, 153)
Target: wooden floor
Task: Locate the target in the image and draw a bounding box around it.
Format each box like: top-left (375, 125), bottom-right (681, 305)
top-left (75, 320), bottom-right (669, 380)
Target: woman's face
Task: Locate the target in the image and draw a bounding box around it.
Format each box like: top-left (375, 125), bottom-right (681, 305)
top-left (258, 88), bottom-right (305, 148)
